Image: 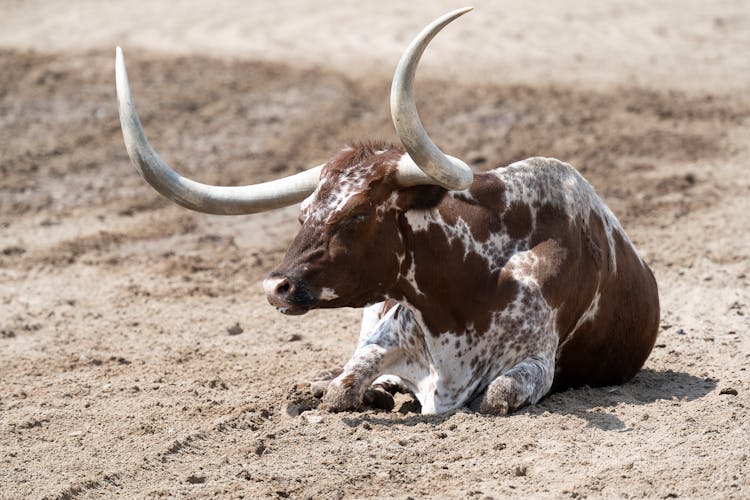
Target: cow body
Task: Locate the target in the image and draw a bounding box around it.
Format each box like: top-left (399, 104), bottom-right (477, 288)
top-left (266, 144), bottom-right (660, 414)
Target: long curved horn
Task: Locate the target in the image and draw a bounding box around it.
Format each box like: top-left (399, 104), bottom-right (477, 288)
top-left (390, 7), bottom-right (474, 191)
top-left (115, 47), bottom-right (322, 215)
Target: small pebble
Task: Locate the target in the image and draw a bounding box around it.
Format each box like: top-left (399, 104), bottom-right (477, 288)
top-left (226, 323), bottom-right (243, 336)
top-left (303, 413), bottom-right (324, 424)
top-left (719, 387), bottom-right (738, 396)
top-left (185, 474), bottom-right (206, 484)
top-left (513, 465), bottom-right (527, 477)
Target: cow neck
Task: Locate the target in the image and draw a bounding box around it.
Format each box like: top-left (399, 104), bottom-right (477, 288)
top-left (387, 173), bottom-right (524, 338)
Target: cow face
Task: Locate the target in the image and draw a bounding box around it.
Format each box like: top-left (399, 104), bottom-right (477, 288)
top-left (263, 143), bottom-right (408, 315)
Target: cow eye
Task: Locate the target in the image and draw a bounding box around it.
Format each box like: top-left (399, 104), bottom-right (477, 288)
top-left (341, 212), bottom-right (369, 228)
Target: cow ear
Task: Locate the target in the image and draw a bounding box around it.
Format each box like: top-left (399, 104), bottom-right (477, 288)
top-left (395, 185), bottom-right (446, 211)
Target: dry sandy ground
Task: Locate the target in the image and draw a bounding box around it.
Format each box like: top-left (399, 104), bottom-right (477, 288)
top-left (1, 1), bottom-right (749, 498)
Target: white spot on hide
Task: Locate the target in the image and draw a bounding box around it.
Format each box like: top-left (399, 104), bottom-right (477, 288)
top-left (319, 287), bottom-right (339, 300)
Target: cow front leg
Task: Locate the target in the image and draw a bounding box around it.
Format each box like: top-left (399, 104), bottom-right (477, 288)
top-left (320, 303), bottom-right (414, 412)
top-left (284, 367), bottom-right (343, 416)
top-left (309, 368), bottom-right (343, 398)
top-left (475, 355), bottom-right (554, 415)
top-left (320, 344), bottom-right (397, 411)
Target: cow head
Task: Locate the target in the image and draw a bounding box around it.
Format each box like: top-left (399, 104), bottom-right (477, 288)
top-left (114, 8), bottom-right (475, 314)
top-left (264, 143), bottom-right (410, 315)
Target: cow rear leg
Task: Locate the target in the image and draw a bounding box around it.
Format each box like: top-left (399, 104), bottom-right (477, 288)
top-left (474, 355), bottom-right (554, 415)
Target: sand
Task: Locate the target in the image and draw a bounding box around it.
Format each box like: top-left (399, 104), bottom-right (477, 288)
top-left (1, 1), bottom-right (748, 498)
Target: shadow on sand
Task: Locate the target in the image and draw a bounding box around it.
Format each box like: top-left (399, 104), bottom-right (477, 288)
top-left (339, 368), bottom-right (716, 430)
top-left (537, 368), bottom-right (717, 430)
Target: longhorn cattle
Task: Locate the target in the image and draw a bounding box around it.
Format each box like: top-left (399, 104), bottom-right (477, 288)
top-left (115, 8), bottom-right (660, 415)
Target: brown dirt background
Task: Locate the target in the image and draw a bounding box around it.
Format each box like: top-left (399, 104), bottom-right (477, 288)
top-left (1, 2), bottom-right (749, 498)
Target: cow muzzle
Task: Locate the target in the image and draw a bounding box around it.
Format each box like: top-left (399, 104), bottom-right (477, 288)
top-left (262, 274), bottom-right (317, 315)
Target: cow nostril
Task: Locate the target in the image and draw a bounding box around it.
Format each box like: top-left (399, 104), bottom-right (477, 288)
top-left (264, 275), bottom-right (315, 311)
top-left (263, 276), bottom-right (294, 300)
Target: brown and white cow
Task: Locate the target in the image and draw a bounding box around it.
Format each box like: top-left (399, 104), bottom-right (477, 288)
top-left (115, 8), bottom-right (659, 415)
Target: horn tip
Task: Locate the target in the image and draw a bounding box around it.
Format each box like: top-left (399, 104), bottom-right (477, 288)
top-left (453, 6), bottom-right (474, 17)
top-left (115, 46), bottom-right (125, 71)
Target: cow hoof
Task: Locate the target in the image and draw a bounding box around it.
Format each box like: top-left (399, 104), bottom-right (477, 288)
top-left (320, 382), bottom-right (362, 412)
top-left (373, 377), bottom-right (409, 395)
top-left (478, 377), bottom-right (522, 416)
top-left (319, 396), bottom-right (361, 413)
top-left (285, 369), bottom-right (345, 416)
top-left (479, 398), bottom-right (510, 416)
top-left (363, 387), bottom-right (395, 411)
top-left (309, 368), bottom-right (343, 398)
